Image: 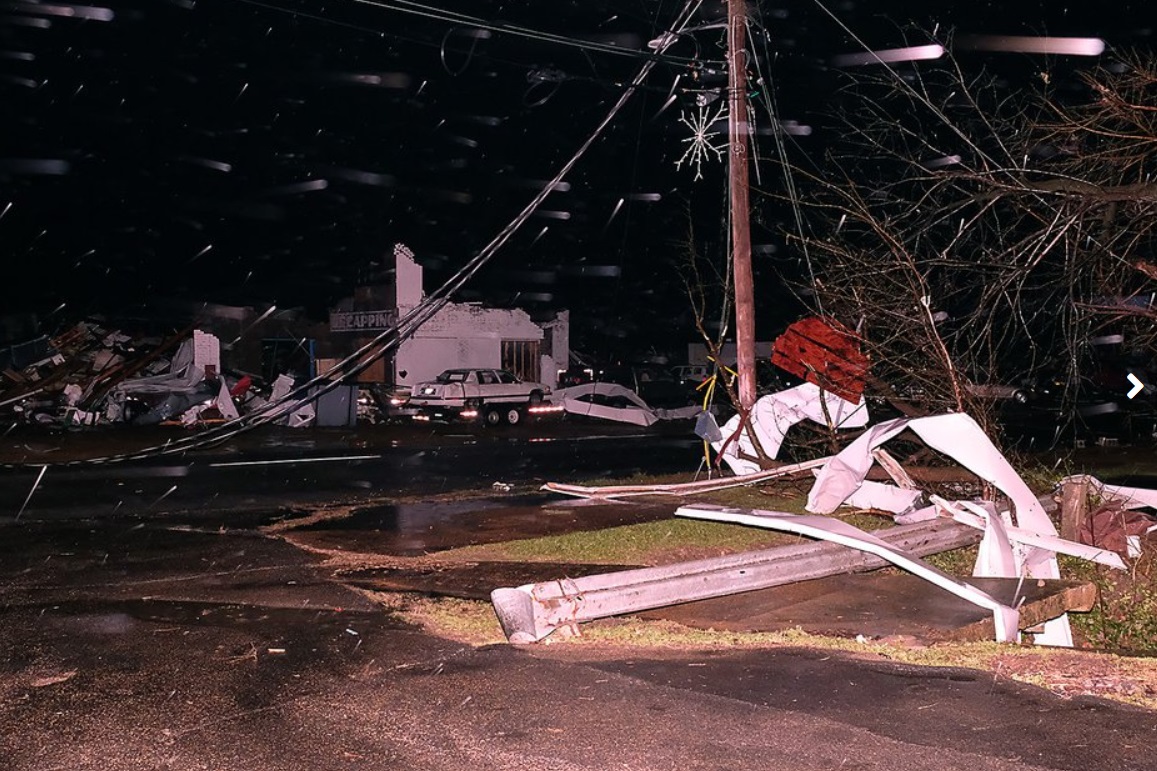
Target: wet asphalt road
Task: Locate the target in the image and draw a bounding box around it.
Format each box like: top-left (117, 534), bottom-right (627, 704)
top-left (0, 421), bottom-right (702, 519)
top-left (3, 513), bottom-right (1155, 771)
top-left (2, 426), bottom-right (1156, 769)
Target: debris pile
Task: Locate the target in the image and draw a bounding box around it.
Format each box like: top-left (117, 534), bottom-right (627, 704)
top-left (513, 406), bottom-right (1156, 647)
top-left (552, 381), bottom-right (702, 426)
top-left (0, 323), bottom-right (311, 429)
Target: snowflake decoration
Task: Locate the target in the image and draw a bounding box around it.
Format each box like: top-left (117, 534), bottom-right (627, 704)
top-left (674, 104), bottom-right (728, 181)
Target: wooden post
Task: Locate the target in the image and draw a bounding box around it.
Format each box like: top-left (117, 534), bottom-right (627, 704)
top-left (1059, 477), bottom-right (1089, 542)
top-left (727, 0), bottom-right (756, 410)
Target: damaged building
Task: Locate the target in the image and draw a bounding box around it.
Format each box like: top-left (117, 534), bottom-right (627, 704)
top-left (0, 243), bottom-right (569, 429)
top-left (326, 243), bottom-right (569, 391)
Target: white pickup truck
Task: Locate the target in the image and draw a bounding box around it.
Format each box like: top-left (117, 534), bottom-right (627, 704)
top-left (409, 368), bottom-right (553, 425)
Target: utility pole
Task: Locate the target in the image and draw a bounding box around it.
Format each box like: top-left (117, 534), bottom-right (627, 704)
top-left (727, 0), bottom-right (756, 410)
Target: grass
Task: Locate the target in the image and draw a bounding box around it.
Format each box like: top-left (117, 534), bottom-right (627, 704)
top-left (1062, 553), bottom-right (1157, 654)
top-left (385, 594), bottom-right (510, 646)
top-left (922, 544), bottom-right (979, 575)
top-left (439, 482), bottom-right (891, 567)
top-left (443, 518), bottom-right (796, 565)
top-left (1065, 446), bottom-right (1157, 480)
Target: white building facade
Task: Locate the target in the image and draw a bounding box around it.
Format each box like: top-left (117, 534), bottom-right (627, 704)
top-left (329, 244), bottom-right (567, 389)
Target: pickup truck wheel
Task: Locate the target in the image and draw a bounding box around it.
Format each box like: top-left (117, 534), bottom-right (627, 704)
top-left (482, 406), bottom-right (504, 426)
top-left (504, 407), bottom-right (523, 425)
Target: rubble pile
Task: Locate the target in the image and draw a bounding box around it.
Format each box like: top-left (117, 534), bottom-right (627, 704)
top-left (0, 323), bottom-right (286, 429)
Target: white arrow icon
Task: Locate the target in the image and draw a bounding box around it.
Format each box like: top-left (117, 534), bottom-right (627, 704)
top-left (1127, 372), bottom-right (1145, 399)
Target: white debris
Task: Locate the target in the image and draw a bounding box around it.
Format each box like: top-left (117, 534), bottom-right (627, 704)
top-left (713, 383), bottom-right (870, 475)
top-left (803, 412), bottom-right (1109, 646)
top-left (553, 381), bottom-right (700, 426)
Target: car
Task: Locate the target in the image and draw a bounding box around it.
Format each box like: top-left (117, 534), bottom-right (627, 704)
top-left (409, 368), bottom-right (553, 425)
top-left (671, 364), bottom-right (711, 387)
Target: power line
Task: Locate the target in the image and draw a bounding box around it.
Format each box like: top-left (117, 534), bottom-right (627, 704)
top-left (68, 0), bottom-right (708, 465)
top-left (235, 0), bottom-right (719, 68)
top-left (745, 11), bottom-right (823, 313)
top-left (350, 0), bottom-right (716, 66)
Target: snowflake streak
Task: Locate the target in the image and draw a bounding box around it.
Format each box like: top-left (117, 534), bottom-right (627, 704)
top-left (674, 105), bottom-right (728, 181)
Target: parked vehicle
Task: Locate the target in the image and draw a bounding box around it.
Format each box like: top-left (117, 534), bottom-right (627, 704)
top-left (956, 349), bottom-right (1156, 448)
top-left (409, 368), bottom-right (552, 425)
top-left (671, 364), bottom-right (711, 388)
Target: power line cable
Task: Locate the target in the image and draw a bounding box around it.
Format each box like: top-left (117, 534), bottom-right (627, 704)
top-left (807, 0), bottom-right (1007, 173)
top-left (745, 11), bottom-right (823, 313)
top-left (350, 0), bottom-right (716, 66)
top-left (235, 0), bottom-right (718, 67)
top-left (66, 0), bottom-right (707, 465)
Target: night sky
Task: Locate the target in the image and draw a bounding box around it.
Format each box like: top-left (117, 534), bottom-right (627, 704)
top-left (1, 0), bottom-right (1152, 358)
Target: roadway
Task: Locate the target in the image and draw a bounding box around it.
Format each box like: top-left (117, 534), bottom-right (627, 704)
top-left (0, 419), bottom-right (703, 519)
top-left (1, 420), bottom-right (1153, 770)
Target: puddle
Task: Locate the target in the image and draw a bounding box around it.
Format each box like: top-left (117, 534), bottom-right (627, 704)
top-left (282, 495), bottom-right (677, 555)
top-left (255, 436), bottom-right (324, 451)
top-left (294, 493), bottom-right (555, 533)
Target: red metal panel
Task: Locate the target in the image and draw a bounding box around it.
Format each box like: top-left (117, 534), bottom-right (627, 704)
top-left (771, 317), bottom-right (869, 403)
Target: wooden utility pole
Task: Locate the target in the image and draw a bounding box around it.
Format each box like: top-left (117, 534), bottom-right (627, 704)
top-left (727, 0), bottom-right (757, 409)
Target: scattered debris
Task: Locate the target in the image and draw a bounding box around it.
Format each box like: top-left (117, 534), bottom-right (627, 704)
top-left (543, 455), bottom-right (831, 500)
top-left (802, 412), bottom-right (1128, 645)
top-left (713, 382), bottom-right (869, 475)
top-left (15, 464), bottom-right (46, 521)
top-left (552, 381), bottom-right (701, 425)
top-left (677, 504), bottom-right (1021, 642)
top-left (0, 323), bottom-right (312, 431)
top-left (29, 670), bottom-right (77, 688)
top-left (1081, 502), bottom-right (1156, 559)
top-left (770, 316), bottom-right (869, 403)
top-left (1055, 474), bottom-right (1157, 559)
top-left (526, 404), bottom-right (1151, 647)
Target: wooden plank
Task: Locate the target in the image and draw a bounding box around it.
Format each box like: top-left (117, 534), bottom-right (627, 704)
top-left (1060, 477), bottom-right (1089, 542)
top-left (543, 456), bottom-right (832, 498)
top-left (872, 447), bottom-right (917, 489)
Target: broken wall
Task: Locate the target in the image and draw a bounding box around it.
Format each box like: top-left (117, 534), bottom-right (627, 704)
top-left (325, 244), bottom-right (567, 388)
top-left (393, 243), bottom-right (424, 312)
top-left (395, 336), bottom-right (500, 385)
top-left (139, 300), bottom-right (325, 381)
top-left (394, 303), bottom-right (546, 386)
top-left (539, 310), bottom-right (569, 390)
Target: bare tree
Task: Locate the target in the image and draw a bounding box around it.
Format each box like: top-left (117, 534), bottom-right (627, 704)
top-left (764, 44), bottom-right (1157, 435)
top-left (677, 218), bottom-right (797, 467)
